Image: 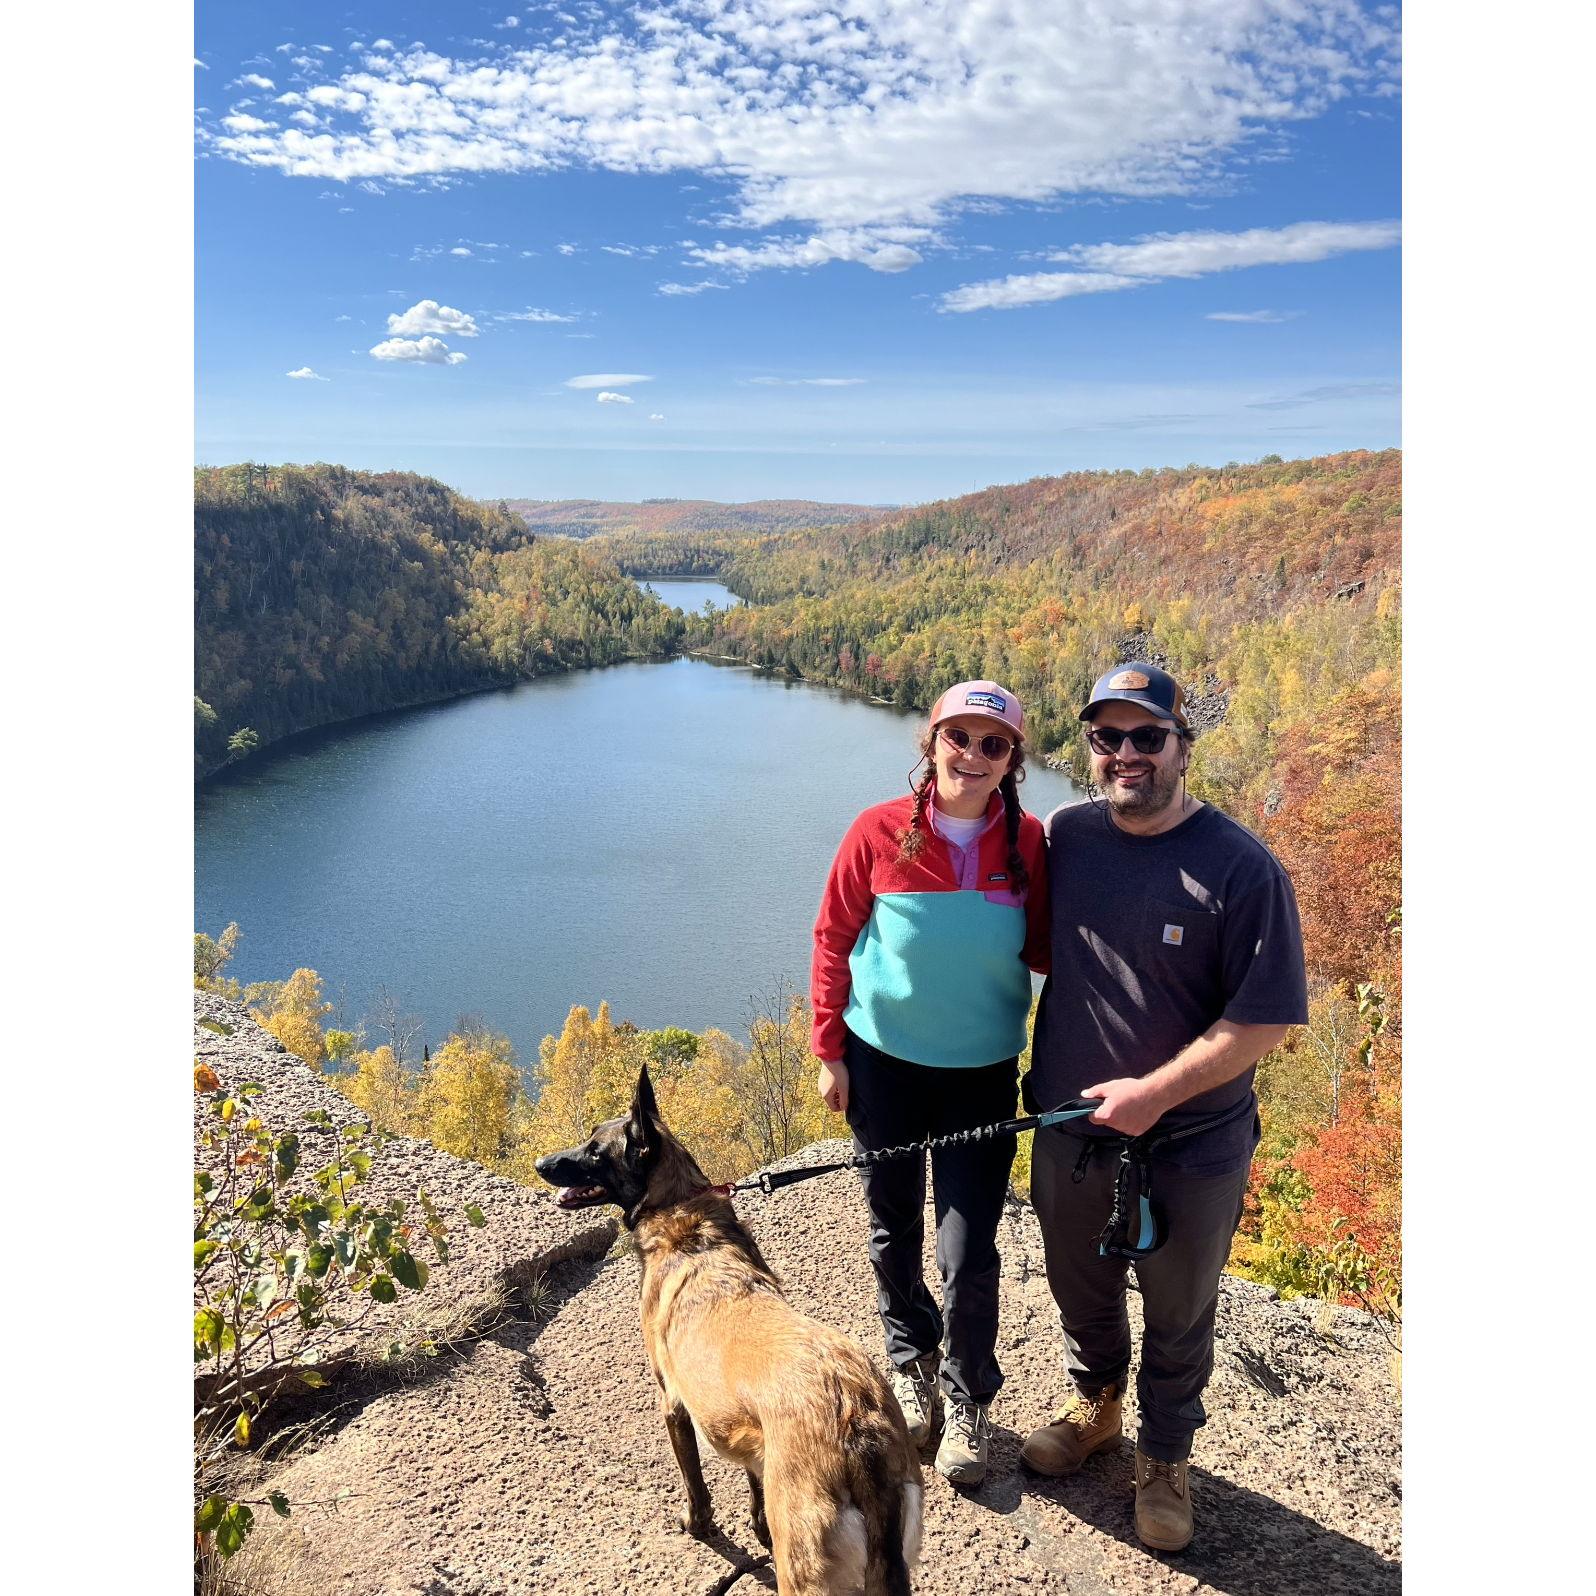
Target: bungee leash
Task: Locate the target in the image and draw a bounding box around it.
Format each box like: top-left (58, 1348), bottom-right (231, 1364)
top-left (720, 1097), bottom-right (1107, 1197)
top-left (715, 1092), bottom-right (1255, 1262)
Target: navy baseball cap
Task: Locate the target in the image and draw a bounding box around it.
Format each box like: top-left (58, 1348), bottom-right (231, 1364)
top-left (1079, 661), bottom-right (1190, 727)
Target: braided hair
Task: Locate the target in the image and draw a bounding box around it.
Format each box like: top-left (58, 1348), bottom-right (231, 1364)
top-left (898, 723), bottom-right (1030, 894)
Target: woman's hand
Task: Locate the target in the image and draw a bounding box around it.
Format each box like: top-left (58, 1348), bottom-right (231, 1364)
top-left (818, 1059), bottom-right (849, 1115)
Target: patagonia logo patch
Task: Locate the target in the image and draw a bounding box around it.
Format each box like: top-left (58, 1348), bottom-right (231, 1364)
top-left (1162, 923), bottom-right (1185, 946)
top-left (965, 690), bottom-right (1007, 713)
top-left (1110, 670), bottom-right (1150, 689)
top-left (987, 871), bottom-right (1009, 883)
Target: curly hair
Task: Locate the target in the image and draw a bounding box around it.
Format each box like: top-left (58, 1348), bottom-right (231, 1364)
top-left (897, 724), bottom-right (1030, 893)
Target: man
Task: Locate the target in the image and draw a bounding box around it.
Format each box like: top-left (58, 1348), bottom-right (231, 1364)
top-left (1019, 661), bottom-right (1307, 1552)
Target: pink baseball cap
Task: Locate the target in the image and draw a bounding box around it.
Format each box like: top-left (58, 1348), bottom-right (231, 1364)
top-left (927, 680), bottom-right (1024, 738)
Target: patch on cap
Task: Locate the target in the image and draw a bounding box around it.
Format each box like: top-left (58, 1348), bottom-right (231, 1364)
top-left (965, 690), bottom-right (1007, 713)
top-left (1109, 670), bottom-right (1150, 689)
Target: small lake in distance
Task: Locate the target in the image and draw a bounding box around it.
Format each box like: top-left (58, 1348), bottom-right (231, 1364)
top-left (195, 581), bottom-right (1082, 1070)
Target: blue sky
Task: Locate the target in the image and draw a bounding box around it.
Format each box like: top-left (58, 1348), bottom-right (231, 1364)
top-left (195, 2), bottom-right (1401, 503)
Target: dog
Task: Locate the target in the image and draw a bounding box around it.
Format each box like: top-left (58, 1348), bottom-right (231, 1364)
top-left (535, 1066), bottom-right (922, 1595)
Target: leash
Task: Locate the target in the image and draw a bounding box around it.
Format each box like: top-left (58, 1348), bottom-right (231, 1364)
top-left (715, 1098), bottom-right (1107, 1197)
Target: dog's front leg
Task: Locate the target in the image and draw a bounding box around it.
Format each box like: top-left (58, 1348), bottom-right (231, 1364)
top-left (746, 1471), bottom-right (771, 1550)
top-left (662, 1402), bottom-right (713, 1538)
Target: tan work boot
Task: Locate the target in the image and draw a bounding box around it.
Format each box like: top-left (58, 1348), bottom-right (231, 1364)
top-left (1019, 1382), bottom-right (1123, 1475)
top-left (889, 1353), bottom-right (943, 1449)
top-left (1133, 1448), bottom-right (1193, 1551)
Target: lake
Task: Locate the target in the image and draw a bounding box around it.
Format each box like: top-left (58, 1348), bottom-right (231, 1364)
top-left (195, 583), bottom-right (1082, 1070)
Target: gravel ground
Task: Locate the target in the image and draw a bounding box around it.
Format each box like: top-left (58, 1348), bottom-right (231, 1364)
top-left (202, 1001), bottom-right (1400, 1595)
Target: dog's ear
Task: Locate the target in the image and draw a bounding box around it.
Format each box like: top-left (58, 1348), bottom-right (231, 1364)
top-left (627, 1065), bottom-right (660, 1155)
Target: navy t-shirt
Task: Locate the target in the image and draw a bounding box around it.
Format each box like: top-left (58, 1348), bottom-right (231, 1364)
top-left (1028, 799), bottom-right (1308, 1172)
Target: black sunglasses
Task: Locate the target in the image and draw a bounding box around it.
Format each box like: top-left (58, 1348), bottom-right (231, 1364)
top-left (939, 725), bottom-right (1014, 760)
top-left (1085, 724), bottom-right (1180, 756)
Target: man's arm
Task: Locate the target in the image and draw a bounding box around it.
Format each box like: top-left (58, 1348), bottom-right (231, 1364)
top-left (1081, 1018), bottom-right (1289, 1137)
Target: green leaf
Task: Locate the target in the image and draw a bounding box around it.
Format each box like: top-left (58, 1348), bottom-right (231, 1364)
top-left (194, 1307), bottom-right (224, 1355)
top-left (464, 1204), bottom-right (486, 1228)
top-left (303, 1108), bottom-right (331, 1127)
top-left (233, 1411), bottom-right (251, 1447)
top-left (305, 1243), bottom-right (332, 1278)
top-left (333, 1231), bottom-right (357, 1269)
top-left (215, 1503), bottom-right (254, 1559)
top-left (369, 1274), bottom-right (397, 1304)
top-left (390, 1251), bottom-right (427, 1291)
top-left (274, 1133), bottom-right (300, 1180)
top-left (239, 1081), bottom-right (264, 1097)
top-left (296, 1367), bottom-right (330, 1389)
top-left (195, 1171), bottom-right (214, 1198)
top-left (198, 1018), bottom-right (233, 1036)
top-left (268, 1491), bottom-right (291, 1518)
top-left (194, 1240), bottom-right (220, 1268)
top-left (348, 1150), bottom-right (373, 1181)
top-left (196, 1496), bottom-right (228, 1533)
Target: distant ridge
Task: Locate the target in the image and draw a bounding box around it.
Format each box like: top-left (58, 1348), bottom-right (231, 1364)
top-left (496, 497), bottom-right (885, 538)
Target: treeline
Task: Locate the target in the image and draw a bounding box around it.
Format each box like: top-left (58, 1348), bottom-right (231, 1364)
top-left (194, 464), bottom-right (684, 775)
top-left (196, 932), bottom-right (840, 1190)
top-left (501, 496), bottom-right (879, 540)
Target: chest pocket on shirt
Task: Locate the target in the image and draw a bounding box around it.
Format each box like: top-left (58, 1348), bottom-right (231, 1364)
top-left (1137, 901), bottom-right (1219, 969)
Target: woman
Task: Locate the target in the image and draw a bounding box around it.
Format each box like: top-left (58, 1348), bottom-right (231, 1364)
top-left (810, 680), bottom-right (1049, 1487)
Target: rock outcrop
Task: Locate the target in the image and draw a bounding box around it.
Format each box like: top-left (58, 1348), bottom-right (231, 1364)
top-left (198, 995), bottom-right (1400, 1594)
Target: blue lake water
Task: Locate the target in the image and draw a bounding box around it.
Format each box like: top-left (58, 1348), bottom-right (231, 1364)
top-left (194, 647), bottom-right (1082, 1071)
top-left (641, 578), bottom-right (743, 612)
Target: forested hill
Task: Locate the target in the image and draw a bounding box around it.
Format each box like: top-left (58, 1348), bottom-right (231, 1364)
top-left (194, 464), bottom-right (684, 776)
top-left (498, 496), bottom-right (882, 542)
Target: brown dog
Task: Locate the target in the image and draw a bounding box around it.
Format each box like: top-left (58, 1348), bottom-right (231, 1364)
top-left (535, 1066), bottom-right (922, 1595)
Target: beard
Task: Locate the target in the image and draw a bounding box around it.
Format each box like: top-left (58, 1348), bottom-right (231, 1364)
top-left (1100, 757), bottom-right (1184, 818)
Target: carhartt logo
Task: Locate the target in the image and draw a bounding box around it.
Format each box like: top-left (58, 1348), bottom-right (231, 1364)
top-left (1111, 670), bottom-right (1151, 689)
top-left (1162, 923), bottom-right (1184, 946)
top-left (966, 690), bottom-right (1007, 713)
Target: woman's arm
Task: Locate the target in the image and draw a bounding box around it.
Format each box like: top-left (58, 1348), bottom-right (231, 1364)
top-left (810, 813), bottom-right (877, 1063)
top-left (1019, 816), bottom-right (1051, 975)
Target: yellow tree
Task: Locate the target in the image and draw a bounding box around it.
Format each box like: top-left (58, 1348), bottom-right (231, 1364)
top-left (339, 1044), bottom-right (417, 1135)
top-left (253, 968), bottom-right (332, 1069)
top-left (415, 1031), bottom-right (521, 1167)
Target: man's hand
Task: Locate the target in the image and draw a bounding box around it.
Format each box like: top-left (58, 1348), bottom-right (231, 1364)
top-left (818, 1059), bottom-right (849, 1115)
top-left (1081, 1076), bottom-right (1168, 1137)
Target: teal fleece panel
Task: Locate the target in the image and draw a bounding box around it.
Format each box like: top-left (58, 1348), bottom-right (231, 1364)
top-left (843, 890), bottom-right (1031, 1067)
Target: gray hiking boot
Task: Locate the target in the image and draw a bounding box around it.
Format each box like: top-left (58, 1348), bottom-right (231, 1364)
top-left (935, 1397), bottom-right (992, 1487)
top-left (889, 1353), bottom-right (942, 1448)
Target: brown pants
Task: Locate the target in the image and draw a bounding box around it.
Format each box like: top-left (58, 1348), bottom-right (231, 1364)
top-left (1030, 1126), bottom-right (1252, 1462)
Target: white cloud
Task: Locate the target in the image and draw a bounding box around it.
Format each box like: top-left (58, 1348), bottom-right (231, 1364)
top-left (234, 74), bottom-right (275, 90)
top-left (449, 246), bottom-right (473, 257)
top-left (596, 391), bottom-right (635, 404)
top-left (222, 113), bottom-right (274, 134)
top-left (495, 15), bottom-right (522, 27)
top-left (194, 59), bottom-right (209, 69)
top-left (1247, 381), bottom-right (1398, 411)
top-left (499, 307), bottom-right (580, 322)
top-left (386, 299), bottom-right (480, 338)
top-left (687, 229), bottom-right (928, 277)
top-left (286, 366), bottom-right (327, 380)
top-left (1206, 309), bottom-right (1303, 323)
top-left (205, 5), bottom-right (1398, 260)
top-left (939, 271), bottom-right (1145, 313)
top-left (942, 220), bottom-right (1400, 312)
top-left (369, 336), bottom-right (468, 365)
top-left (648, 413), bottom-right (665, 422)
top-left (565, 372), bottom-right (651, 389)
top-left (750, 377), bottom-right (867, 387)
top-left (1052, 220), bottom-right (1401, 278)
top-left (335, 314), bottom-right (352, 322)
top-left (657, 280), bottom-right (726, 296)
top-left (556, 244), bottom-right (580, 256)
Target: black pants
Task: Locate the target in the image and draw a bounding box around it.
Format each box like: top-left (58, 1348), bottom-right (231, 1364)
top-left (1030, 1126), bottom-right (1252, 1461)
top-left (842, 1029), bottom-right (1018, 1406)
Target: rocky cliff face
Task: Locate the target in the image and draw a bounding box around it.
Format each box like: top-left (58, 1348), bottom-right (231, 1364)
top-left (196, 994), bottom-right (1400, 1595)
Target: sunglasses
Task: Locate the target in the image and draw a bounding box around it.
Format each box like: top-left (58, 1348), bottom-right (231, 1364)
top-left (938, 725), bottom-right (1015, 761)
top-left (1085, 724), bottom-right (1180, 756)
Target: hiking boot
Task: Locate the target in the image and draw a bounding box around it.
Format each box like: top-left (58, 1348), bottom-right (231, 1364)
top-left (935, 1397), bottom-right (992, 1487)
top-left (889, 1353), bottom-right (942, 1448)
top-left (1019, 1382), bottom-right (1123, 1475)
top-left (1134, 1448), bottom-right (1193, 1552)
